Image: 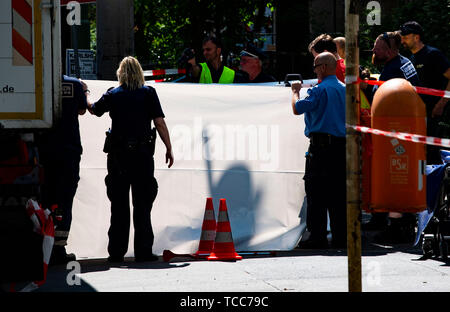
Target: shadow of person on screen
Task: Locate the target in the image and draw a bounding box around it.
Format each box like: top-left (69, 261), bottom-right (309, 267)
top-left (202, 128), bottom-right (263, 250)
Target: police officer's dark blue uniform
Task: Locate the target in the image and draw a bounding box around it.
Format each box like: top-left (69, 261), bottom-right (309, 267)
top-left (399, 21), bottom-right (450, 165)
top-left (90, 61), bottom-right (169, 262)
top-left (39, 75), bottom-right (88, 264)
top-left (379, 54), bottom-right (420, 86)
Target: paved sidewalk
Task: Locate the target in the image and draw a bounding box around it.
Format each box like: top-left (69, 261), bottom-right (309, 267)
top-left (34, 242), bottom-right (449, 293)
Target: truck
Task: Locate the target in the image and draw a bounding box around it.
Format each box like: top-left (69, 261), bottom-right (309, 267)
top-left (0, 0), bottom-right (61, 288)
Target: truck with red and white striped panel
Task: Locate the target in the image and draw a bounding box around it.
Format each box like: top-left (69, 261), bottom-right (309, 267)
top-left (1, 0), bottom-right (61, 288)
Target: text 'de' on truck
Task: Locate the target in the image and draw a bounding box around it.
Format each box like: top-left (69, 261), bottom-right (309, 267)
top-left (0, 0), bottom-right (61, 286)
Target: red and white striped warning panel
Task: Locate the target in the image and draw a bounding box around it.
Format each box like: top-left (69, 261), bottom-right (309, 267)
top-left (143, 68), bottom-right (186, 77)
top-left (12, 0), bottom-right (33, 66)
top-left (347, 124), bottom-right (450, 148)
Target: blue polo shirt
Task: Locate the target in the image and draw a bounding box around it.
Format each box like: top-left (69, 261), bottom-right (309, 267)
top-left (295, 75), bottom-right (346, 138)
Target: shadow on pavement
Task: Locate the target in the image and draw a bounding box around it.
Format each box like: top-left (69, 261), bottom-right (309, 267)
top-left (34, 257), bottom-right (190, 292)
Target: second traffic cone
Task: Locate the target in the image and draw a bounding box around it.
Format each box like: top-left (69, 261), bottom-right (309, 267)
top-left (208, 199), bottom-right (242, 261)
top-left (194, 198), bottom-right (216, 258)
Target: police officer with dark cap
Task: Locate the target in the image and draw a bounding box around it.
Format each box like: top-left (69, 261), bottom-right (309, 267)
top-left (39, 74), bottom-right (89, 265)
top-left (400, 21), bottom-right (450, 164)
top-left (236, 44), bottom-right (276, 83)
top-left (88, 56), bottom-right (174, 263)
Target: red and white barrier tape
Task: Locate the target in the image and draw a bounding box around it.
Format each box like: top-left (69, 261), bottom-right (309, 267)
top-left (17, 199), bottom-right (55, 292)
top-left (360, 78), bottom-right (450, 99)
top-left (143, 68), bottom-right (186, 77)
top-left (347, 124), bottom-right (450, 148)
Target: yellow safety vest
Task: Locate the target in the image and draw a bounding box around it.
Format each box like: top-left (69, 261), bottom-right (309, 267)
top-left (199, 63), bottom-right (235, 84)
top-left (360, 89), bottom-right (371, 126)
top-left (360, 90), bottom-right (371, 110)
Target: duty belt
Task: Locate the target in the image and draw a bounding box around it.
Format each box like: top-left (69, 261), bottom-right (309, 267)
top-left (309, 132), bottom-right (345, 146)
top-left (105, 128), bottom-right (157, 154)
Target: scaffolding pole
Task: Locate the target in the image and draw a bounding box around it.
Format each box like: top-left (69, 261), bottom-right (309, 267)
top-left (345, 0), bottom-right (362, 292)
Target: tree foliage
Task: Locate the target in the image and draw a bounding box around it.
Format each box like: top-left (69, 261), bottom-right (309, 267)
top-left (134, 0), bottom-right (274, 68)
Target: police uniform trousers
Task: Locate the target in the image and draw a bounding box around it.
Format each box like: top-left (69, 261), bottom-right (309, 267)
top-left (40, 145), bottom-right (80, 246)
top-left (304, 133), bottom-right (347, 246)
top-left (105, 144), bottom-right (158, 259)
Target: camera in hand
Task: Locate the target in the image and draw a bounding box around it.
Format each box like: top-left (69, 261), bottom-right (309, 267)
top-left (178, 48), bottom-right (195, 68)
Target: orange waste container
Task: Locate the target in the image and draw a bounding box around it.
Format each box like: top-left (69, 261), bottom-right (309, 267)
top-left (370, 78), bottom-right (427, 213)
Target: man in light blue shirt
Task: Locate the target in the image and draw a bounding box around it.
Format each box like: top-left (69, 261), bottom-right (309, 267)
top-left (291, 52), bottom-right (347, 249)
top-left (291, 54), bottom-right (346, 137)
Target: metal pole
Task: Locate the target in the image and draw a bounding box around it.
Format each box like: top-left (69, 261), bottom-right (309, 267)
top-left (72, 25), bottom-right (80, 78)
top-left (345, 0), bottom-right (362, 292)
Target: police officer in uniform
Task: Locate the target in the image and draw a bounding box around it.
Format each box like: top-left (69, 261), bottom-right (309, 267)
top-left (236, 44), bottom-right (276, 83)
top-left (372, 31), bottom-right (420, 86)
top-left (400, 21), bottom-right (450, 164)
top-left (89, 56), bottom-right (174, 262)
top-left (39, 75), bottom-right (88, 265)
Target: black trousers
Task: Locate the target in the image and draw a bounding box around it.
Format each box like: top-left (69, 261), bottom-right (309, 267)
top-left (304, 134), bottom-right (347, 245)
top-left (105, 145), bottom-right (158, 258)
top-left (41, 147), bottom-right (80, 234)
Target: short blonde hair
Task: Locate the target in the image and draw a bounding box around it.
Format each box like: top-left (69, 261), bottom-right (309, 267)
top-left (334, 37), bottom-right (345, 58)
top-left (116, 56), bottom-right (145, 91)
top-left (333, 37), bottom-right (345, 51)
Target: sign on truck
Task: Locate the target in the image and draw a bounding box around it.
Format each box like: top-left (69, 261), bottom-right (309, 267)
top-left (0, 0), bottom-right (61, 129)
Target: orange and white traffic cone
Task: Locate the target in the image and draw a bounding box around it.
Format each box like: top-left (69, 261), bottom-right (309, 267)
top-left (207, 198), bottom-right (242, 261)
top-left (193, 197), bottom-right (216, 259)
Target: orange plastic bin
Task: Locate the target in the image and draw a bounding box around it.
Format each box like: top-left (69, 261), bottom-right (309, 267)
top-left (369, 78), bottom-right (427, 213)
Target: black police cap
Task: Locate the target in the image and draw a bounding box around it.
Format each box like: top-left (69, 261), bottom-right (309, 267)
top-left (240, 44), bottom-right (267, 61)
top-left (399, 21), bottom-right (424, 37)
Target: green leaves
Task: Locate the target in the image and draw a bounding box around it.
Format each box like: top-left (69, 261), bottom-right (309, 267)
top-left (134, 0), bottom-right (274, 68)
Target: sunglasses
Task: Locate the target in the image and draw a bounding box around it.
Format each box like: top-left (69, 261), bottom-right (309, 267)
top-left (313, 63), bottom-right (325, 70)
top-left (382, 32), bottom-right (391, 49)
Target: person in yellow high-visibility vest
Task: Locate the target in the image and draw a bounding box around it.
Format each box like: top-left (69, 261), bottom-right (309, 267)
top-left (187, 36), bottom-right (235, 83)
top-left (359, 67), bottom-right (373, 126)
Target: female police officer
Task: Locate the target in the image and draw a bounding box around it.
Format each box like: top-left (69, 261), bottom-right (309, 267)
top-left (89, 56), bottom-right (174, 262)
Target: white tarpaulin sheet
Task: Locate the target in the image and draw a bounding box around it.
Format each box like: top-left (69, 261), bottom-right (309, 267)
top-left (67, 81), bottom-right (310, 259)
